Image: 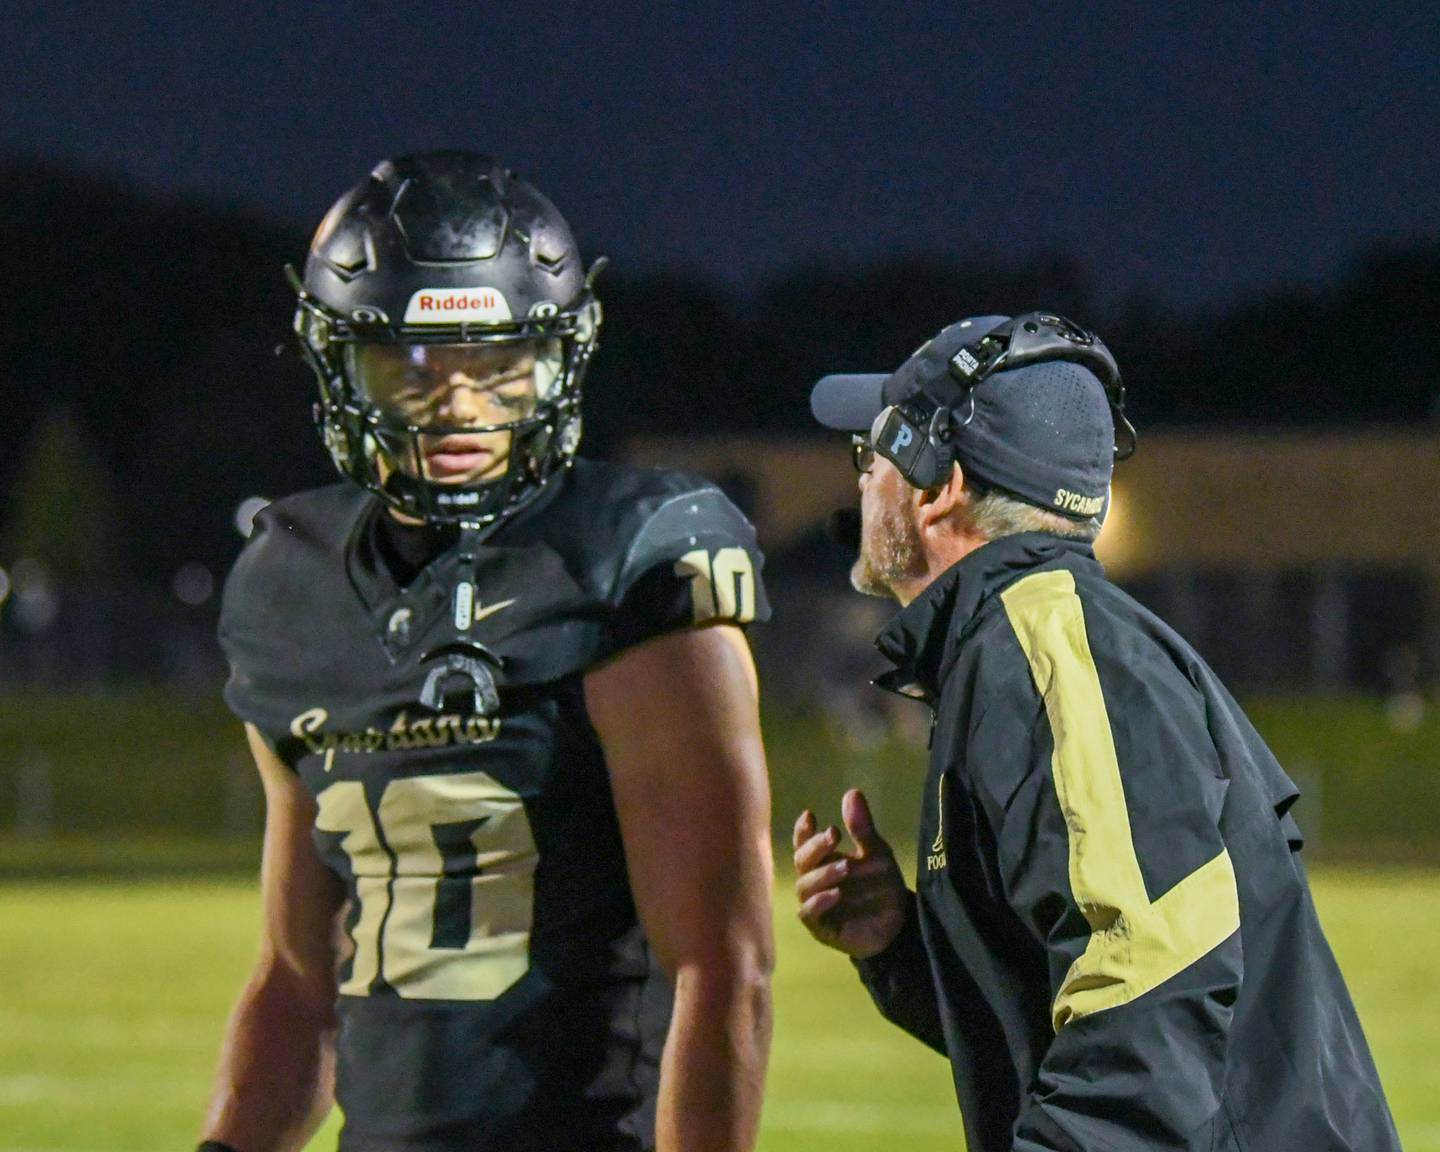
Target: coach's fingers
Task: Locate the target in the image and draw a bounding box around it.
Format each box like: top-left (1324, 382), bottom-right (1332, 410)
top-left (794, 858), bottom-right (849, 903)
top-left (840, 853), bottom-right (900, 883)
top-left (797, 887), bottom-right (842, 925)
top-left (793, 809), bottom-right (817, 851)
top-left (841, 789), bottom-right (890, 858)
top-left (793, 825), bottom-right (841, 873)
top-left (833, 887), bottom-right (906, 917)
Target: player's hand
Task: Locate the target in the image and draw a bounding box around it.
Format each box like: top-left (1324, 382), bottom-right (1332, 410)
top-left (793, 789), bottom-right (908, 960)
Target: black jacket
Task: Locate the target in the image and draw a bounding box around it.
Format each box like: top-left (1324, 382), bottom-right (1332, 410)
top-left (856, 533), bottom-right (1399, 1152)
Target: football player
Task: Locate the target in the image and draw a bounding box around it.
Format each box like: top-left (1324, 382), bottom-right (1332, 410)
top-left (197, 152), bottom-right (774, 1152)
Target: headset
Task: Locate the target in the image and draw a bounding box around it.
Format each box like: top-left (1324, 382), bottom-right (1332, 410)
top-left (870, 312), bottom-right (1138, 490)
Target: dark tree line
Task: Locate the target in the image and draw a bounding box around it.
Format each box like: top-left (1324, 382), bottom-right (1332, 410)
top-left (2, 156), bottom-right (1437, 582)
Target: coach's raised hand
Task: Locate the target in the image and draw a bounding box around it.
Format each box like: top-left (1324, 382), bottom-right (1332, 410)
top-left (793, 789), bottom-right (909, 960)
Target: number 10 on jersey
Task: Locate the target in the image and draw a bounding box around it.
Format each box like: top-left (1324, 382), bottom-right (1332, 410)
top-left (315, 771), bottom-right (538, 1001)
top-left (675, 547), bottom-right (757, 624)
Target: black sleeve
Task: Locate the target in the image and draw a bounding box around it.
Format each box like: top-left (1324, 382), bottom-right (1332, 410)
top-left (216, 505), bottom-right (300, 762)
top-left (607, 485), bottom-right (770, 652)
top-left (217, 512), bottom-right (275, 732)
top-left (976, 573), bottom-right (1242, 1151)
top-left (852, 896), bottom-right (948, 1054)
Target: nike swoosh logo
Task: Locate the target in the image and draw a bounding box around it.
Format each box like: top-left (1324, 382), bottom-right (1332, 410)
top-left (472, 598), bottom-right (517, 623)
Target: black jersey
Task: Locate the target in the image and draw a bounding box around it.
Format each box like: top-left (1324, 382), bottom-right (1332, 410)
top-left (218, 460), bottom-right (769, 1152)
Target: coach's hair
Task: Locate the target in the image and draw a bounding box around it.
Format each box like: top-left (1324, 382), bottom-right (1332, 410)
top-left (963, 479), bottom-right (1101, 542)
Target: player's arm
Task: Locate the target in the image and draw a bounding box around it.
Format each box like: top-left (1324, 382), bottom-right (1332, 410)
top-left (987, 583), bottom-right (1242, 1150)
top-left (585, 624), bottom-right (774, 1152)
top-left (200, 724), bottom-right (343, 1152)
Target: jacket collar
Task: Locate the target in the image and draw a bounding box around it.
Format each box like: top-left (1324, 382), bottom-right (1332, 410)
top-left (874, 532), bottom-right (1100, 700)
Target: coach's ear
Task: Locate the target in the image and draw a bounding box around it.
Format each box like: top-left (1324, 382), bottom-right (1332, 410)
top-left (915, 462), bottom-right (966, 530)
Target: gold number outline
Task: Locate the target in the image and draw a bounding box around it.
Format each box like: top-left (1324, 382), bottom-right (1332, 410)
top-left (674, 547), bottom-right (757, 623)
top-left (315, 771), bottom-right (538, 1001)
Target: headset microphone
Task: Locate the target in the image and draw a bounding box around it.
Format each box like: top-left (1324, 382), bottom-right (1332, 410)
top-left (826, 508), bottom-right (862, 552)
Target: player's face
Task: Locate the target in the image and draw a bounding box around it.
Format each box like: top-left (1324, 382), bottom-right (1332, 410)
top-left (852, 454), bottom-right (926, 599)
top-left (347, 342), bottom-right (544, 485)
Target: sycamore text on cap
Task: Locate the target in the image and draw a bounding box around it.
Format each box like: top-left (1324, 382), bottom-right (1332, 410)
top-left (1053, 489), bottom-right (1105, 516)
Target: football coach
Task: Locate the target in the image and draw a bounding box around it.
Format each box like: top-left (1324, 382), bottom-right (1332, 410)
top-left (792, 313), bottom-right (1399, 1151)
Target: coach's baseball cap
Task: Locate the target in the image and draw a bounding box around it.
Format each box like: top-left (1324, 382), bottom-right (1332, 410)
top-left (810, 315), bottom-right (1114, 519)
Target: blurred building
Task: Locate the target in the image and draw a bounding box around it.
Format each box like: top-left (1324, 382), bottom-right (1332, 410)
top-left (627, 431), bottom-right (1440, 699)
top-left (1, 431), bottom-right (1435, 700)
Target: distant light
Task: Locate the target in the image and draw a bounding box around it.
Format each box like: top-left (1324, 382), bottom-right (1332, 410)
top-left (1093, 485), bottom-right (1134, 575)
top-left (1386, 692), bottom-right (1426, 734)
top-left (234, 496), bottom-right (271, 539)
top-left (12, 558), bottom-right (45, 587)
top-left (173, 561), bottom-right (215, 606)
top-left (10, 558), bottom-right (59, 633)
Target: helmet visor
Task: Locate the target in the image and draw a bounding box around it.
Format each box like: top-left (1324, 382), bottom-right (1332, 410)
top-left (345, 340), bottom-right (561, 429)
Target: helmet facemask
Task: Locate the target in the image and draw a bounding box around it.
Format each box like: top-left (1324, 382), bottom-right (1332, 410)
top-left (294, 288), bottom-right (600, 527)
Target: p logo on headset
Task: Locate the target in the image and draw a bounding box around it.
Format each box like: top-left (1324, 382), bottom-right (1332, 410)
top-left (869, 311), bottom-right (1136, 491)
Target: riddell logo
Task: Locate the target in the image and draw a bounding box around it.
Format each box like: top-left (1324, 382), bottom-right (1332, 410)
top-left (403, 287), bottom-right (513, 324)
top-left (419, 292), bottom-right (496, 312)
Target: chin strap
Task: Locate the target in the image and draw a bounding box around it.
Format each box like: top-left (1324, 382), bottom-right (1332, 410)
top-left (452, 521), bottom-right (485, 631)
top-left (419, 519), bottom-right (505, 717)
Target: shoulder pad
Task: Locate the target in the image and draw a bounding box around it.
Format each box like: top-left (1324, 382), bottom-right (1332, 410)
top-left (618, 484), bottom-right (761, 599)
top-left (220, 484), bottom-right (367, 632)
top-left (507, 460), bottom-right (770, 651)
top-left (218, 483), bottom-right (371, 741)
top-left (608, 469), bottom-right (770, 644)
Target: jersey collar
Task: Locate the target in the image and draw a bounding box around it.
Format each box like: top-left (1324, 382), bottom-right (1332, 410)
top-left (874, 532), bottom-right (1100, 700)
top-left (345, 470), bottom-right (574, 662)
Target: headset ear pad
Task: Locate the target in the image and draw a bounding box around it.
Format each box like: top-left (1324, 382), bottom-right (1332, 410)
top-left (873, 405), bottom-right (944, 489)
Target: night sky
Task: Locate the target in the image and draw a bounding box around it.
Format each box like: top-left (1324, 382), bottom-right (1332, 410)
top-left (4, 2), bottom-right (1437, 307)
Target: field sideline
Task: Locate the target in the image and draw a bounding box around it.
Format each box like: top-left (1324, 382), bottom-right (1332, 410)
top-left (0, 868), bottom-right (1436, 1151)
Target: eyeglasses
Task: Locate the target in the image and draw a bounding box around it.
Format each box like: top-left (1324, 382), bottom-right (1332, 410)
top-left (851, 435), bottom-right (875, 474)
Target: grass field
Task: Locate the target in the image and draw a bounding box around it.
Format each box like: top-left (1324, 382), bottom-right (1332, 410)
top-left (1, 868), bottom-right (1436, 1151)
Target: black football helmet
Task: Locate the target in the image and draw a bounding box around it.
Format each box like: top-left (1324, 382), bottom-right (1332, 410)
top-left (291, 150), bottom-right (603, 526)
